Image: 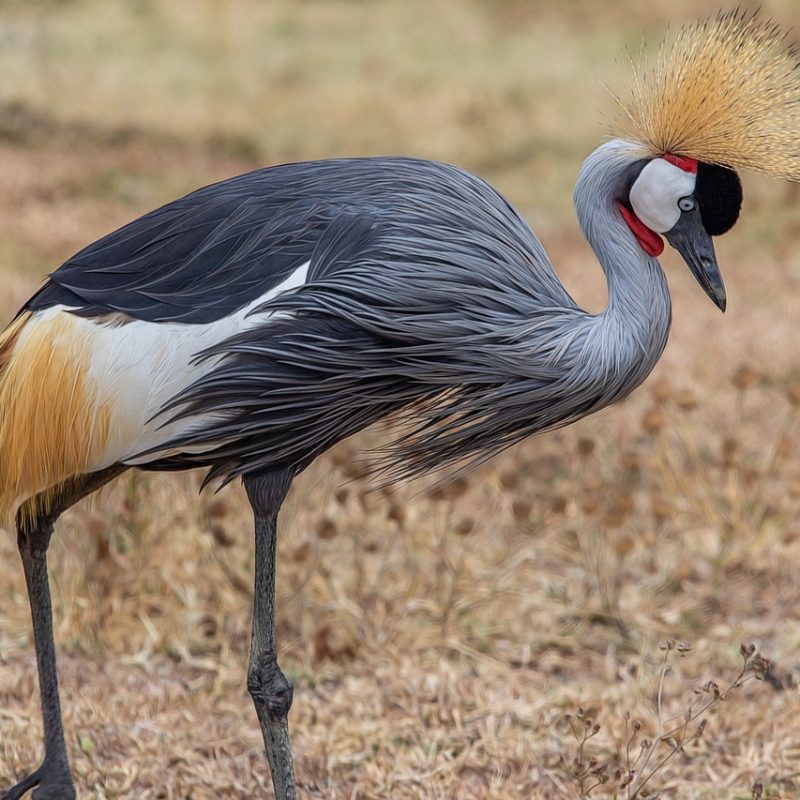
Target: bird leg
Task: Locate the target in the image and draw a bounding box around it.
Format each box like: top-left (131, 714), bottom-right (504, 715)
top-left (2, 521), bottom-right (75, 800)
top-left (3, 465), bottom-right (127, 800)
top-left (243, 471), bottom-right (296, 800)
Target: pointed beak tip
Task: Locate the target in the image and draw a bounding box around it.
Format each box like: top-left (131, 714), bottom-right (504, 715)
top-left (664, 209), bottom-right (728, 315)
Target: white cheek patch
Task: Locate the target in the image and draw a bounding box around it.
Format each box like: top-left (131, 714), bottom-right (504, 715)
top-left (629, 159), bottom-right (697, 234)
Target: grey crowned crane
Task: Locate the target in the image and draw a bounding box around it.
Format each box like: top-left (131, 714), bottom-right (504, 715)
top-left (2, 11), bottom-right (800, 800)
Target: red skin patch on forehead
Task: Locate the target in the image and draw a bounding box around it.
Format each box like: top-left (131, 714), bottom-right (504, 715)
top-left (617, 202), bottom-right (664, 257)
top-left (663, 153), bottom-right (698, 174)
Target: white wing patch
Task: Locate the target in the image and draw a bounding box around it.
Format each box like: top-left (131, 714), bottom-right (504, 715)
top-left (61, 260), bottom-right (311, 470)
top-left (629, 159), bottom-right (696, 233)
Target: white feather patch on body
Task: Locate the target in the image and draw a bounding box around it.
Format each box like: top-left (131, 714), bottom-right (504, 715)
top-left (54, 260), bottom-right (310, 471)
top-left (629, 158), bottom-right (696, 233)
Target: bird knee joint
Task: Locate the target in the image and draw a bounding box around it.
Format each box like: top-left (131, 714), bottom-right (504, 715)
top-left (247, 665), bottom-right (294, 719)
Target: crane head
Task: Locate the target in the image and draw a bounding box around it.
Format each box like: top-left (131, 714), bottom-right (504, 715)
top-left (618, 154), bottom-right (742, 311)
top-left (604, 10), bottom-right (800, 312)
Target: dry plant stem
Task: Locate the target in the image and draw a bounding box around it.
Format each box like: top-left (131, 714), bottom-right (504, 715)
top-left (627, 646), bottom-right (759, 798)
top-left (243, 471), bottom-right (297, 800)
top-left (621, 650), bottom-right (672, 796)
top-left (567, 713), bottom-right (602, 796)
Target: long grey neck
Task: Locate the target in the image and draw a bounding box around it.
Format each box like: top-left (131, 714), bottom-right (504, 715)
top-left (571, 139), bottom-right (672, 404)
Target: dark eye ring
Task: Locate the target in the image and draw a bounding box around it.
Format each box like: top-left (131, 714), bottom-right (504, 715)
top-left (678, 196), bottom-right (696, 212)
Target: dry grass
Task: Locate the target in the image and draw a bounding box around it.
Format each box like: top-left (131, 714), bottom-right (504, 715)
top-left (1, 1), bottom-right (800, 798)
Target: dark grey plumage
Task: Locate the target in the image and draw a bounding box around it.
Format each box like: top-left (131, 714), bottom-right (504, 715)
top-left (31, 156), bottom-right (644, 486)
top-left (126, 157), bottom-right (623, 485)
top-left (29, 157), bottom-right (565, 321)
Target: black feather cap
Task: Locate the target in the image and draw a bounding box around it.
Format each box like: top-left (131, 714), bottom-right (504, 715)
top-left (696, 162), bottom-right (743, 236)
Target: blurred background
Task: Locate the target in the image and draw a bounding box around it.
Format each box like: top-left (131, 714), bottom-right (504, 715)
top-left (1, 1), bottom-right (800, 797)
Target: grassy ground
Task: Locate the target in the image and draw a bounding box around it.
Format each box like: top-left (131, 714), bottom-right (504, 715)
top-left (1, 1), bottom-right (800, 797)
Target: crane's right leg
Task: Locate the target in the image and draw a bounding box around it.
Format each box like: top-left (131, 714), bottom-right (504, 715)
top-left (2, 519), bottom-right (75, 800)
top-left (243, 471), bottom-right (296, 800)
top-left (3, 466), bottom-right (125, 800)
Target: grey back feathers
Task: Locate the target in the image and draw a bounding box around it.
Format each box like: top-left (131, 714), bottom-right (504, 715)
top-left (142, 145), bottom-right (673, 485)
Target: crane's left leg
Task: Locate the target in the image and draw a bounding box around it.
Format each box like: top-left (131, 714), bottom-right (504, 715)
top-left (2, 520), bottom-right (75, 800)
top-left (243, 471), bottom-right (296, 800)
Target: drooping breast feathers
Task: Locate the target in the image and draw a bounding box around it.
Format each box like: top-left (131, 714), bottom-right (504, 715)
top-left (611, 9), bottom-right (800, 181)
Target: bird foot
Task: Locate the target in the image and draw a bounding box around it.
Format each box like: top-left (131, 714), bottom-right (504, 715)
top-left (2, 761), bottom-right (76, 800)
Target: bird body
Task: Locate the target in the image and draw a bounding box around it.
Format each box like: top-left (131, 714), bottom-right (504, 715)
top-left (3, 11), bottom-right (800, 800)
top-left (1, 146), bottom-right (674, 518)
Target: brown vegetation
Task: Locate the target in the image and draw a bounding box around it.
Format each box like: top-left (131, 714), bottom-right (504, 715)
top-left (1, 1), bottom-right (800, 797)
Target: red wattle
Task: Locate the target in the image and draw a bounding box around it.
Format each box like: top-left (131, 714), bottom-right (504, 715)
top-left (617, 202), bottom-right (664, 257)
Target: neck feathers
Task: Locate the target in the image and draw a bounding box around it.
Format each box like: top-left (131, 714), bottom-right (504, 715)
top-left (572, 140), bottom-right (673, 407)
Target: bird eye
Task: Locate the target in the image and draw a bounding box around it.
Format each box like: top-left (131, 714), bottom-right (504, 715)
top-left (678, 196), bottom-right (696, 212)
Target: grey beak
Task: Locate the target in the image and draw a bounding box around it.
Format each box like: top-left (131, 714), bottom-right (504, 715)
top-left (664, 207), bottom-right (726, 312)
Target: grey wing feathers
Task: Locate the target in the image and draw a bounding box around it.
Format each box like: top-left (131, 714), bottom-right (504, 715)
top-left (26, 180), bottom-right (333, 323)
top-left (27, 157), bottom-right (571, 325)
top-left (136, 159), bottom-right (584, 484)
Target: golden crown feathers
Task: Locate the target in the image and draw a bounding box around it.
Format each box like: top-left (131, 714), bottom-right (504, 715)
top-left (612, 9), bottom-right (800, 180)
